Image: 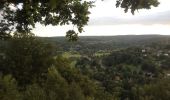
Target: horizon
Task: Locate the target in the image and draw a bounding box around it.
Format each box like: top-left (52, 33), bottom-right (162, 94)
top-left (37, 34), bottom-right (170, 37)
top-left (33, 0), bottom-right (170, 37)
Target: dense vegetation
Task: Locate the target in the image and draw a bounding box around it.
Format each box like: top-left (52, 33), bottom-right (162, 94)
top-left (0, 35), bottom-right (170, 100)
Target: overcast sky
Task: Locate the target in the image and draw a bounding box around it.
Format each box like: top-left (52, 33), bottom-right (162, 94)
top-left (33, 0), bottom-right (170, 36)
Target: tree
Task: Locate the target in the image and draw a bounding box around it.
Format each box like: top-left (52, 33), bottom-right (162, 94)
top-left (0, 74), bottom-right (21, 100)
top-left (0, 0), bottom-right (159, 40)
top-left (137, 78), bottom-right (170, 100)
top-left (0, 34), bottom-right (55, 86)
top-left (0, 0), bottom-right (93, 40)
top-left (23, 84), bottom-right (46, 100)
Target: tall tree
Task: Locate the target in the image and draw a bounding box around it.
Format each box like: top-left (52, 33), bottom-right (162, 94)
top-left (0, 33), bottom-right (55, 86)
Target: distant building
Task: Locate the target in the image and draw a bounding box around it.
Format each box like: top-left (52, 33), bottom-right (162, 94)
top-left (167, 74), bottom-right (170, 77)
top-left (164, 53), bottom-right (169, 56)
top-left (144, 54), bottom-right (147, 57)
top-left (142, 49), bottom-right (146, 53)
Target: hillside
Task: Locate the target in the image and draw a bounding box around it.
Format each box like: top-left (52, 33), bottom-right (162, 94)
top-left (42, 35), bottom-right (170, 52)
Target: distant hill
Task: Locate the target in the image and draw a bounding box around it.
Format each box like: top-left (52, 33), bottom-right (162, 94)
top-left (41, 35), bottom-right (170, 51)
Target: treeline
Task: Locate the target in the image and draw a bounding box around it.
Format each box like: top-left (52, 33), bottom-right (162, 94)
top-left (43, 35), bottom-right (170, 53)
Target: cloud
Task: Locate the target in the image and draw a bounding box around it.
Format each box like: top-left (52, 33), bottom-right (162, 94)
top-left (80, 24), bottom-right (170, 36)
top-left (88, 10), bottom-right (170, 25)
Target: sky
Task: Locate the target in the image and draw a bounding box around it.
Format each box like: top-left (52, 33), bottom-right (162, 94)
top-left (33, 0), bottom-right (170, 36)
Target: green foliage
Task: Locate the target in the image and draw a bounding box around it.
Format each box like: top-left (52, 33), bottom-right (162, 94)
top-left (74, 45), bottom-right (167, 99)
top-left (66, 30), bottom-right (79, 42)
top-left (1, 34), bottom-right (54, 86)
top-left (23, 84), bottom-right (46, 100)
top-left (1, 35), bottom-right (170, 99)
top-left (116, 0), bottom-right (159, 14)
top-left (102, 48), bottom-right (143, 66)
top-left (44, 66), bottom-right (70, 100)
top-left (68, 82), bottom-right (86, 100)
top-left (54, 56), bottom-right (97, 97)
top-left (0, 75), bottom-right (21, 100)
top-left (138, 78), bottom-right (170, 100)
top-left (0, 0), bottom-right (93, 40)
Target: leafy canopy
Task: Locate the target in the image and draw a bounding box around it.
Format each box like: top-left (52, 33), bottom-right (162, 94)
top-left (116, 0), bottom-right (159, 14)
top-left (0, 0), bottom-right (159, 40)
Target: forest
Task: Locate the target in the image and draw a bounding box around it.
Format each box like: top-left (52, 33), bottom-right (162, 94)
top-left (0, 35), bottom-right (170, 100)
